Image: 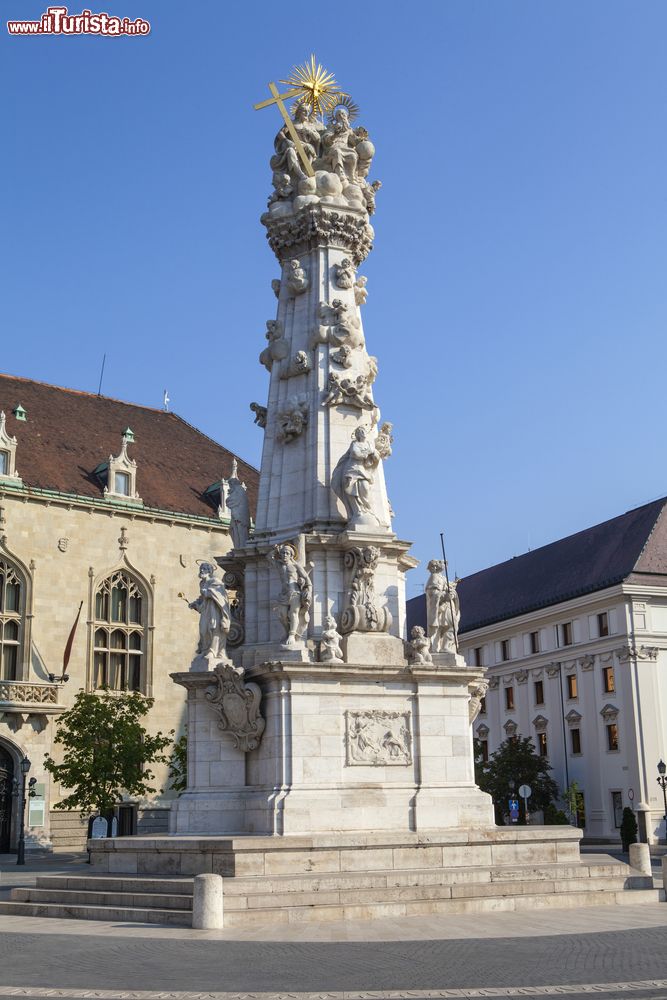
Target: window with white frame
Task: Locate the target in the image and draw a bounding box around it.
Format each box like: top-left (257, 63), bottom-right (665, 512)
top-left (0, 557), bottom-right (23, 680)
top-left (558, 621), bottom-right (573, 647)
top-left (93, 571), bottom-right (145, 691)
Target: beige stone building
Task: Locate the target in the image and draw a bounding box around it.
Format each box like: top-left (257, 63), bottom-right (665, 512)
top-left (0, 373), bottom-right (257, 851)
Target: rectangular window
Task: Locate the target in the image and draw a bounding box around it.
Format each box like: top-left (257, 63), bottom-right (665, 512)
top-left (530, 631), bottom-right (540, 654)
top-left (611, 791), bottom-right (623, 827)
top-left (480, 740), bottom-right (489, 763)
top-left (560, 622), bottom-right (573, 646)
top-left (479, 696), bottom-right (486, 715)
top-left (606, 723), bottom-right (619, 752)
top-left (0, 451), bottom-right (8, 476)
top-left (571, 728), bottom-right (581, 754)
top-left (603, 666), bottom-right (615, 693)
top-left (566, 674), bottom-right (578, 699)
top-left (537, 732), bottom-right (548, 757)
top-left (504, 686), bottom-right (514, 710)
top-left (115, 471), bottom-right (130, 496)
top-left (534, 679), bottom-right (544, 705)
top-left (597, 612), bottom-right (609, 637)
top-left (473, 646), bottom-right (483, 667)
top-left (501, 639), bottom-right (511, 661)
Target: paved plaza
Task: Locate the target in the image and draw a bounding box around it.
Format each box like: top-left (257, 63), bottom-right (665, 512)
top-left (1, 852), bottom-right (667, 1000)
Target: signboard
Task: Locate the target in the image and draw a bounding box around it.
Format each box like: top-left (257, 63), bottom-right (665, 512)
top-left (518, 784), bottom-right (532, 799)
top-left (509, 797), bottom-right (520, 823)
top-left (28, 783), bottom-right (45, 828)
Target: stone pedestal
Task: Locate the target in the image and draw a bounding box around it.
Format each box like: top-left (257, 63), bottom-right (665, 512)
top-left (169, 656), bottom-right (493, 837)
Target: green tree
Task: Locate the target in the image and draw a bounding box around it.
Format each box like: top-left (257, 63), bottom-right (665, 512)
top-left (477, 737), bottom-right (559, 824)
top-left (562, 780), bottom-right (586, 827)
top-left (167, 732), bottom-right (188, 794)
top-left (44, 690), bottom-right (173, 816)
top-left (620, 807), bottom-right (638, 851)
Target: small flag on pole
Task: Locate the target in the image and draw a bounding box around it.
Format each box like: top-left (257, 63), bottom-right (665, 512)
top-left (63, 600), bottom-right (84, 673)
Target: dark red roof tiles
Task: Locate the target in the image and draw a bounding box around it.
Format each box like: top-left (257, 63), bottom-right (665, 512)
top-left (0, 374), bottom-right (258, 520)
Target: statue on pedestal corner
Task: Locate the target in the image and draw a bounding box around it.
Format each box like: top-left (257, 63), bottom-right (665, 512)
top-left (188, 562), bottom-right (232, 668)
top-left (269, 541), bottom-right (312, 646)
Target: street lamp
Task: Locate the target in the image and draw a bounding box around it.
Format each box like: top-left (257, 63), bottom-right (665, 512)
top-left (16, 757), bottom-right (31, 866)
top-left (657, 760), bottom-right (667, 844)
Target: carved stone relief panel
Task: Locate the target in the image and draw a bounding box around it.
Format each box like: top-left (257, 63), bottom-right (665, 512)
top-left (345, 709), bottom-right (412, 766)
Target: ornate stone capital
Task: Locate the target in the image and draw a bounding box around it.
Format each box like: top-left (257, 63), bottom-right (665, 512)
top-left (514, 670), bottom-right (528, 684)
top-left (340, 545), bottom-right (391, 635)
top-left (468, 679), bottom-right (489, 724)
top-left (262, 205), bottom-right (374, 266)
top-left (579, 654), bottom-right (595, 671)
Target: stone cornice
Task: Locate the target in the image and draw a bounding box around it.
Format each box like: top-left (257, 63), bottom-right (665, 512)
top-left (0, 484), bottom-right (230, 532)
top-left (261, 205), bottom-right (375, 266)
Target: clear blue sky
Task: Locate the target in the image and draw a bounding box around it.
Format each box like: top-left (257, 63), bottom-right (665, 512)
top-left (3, 1), bottom-right (666, 594)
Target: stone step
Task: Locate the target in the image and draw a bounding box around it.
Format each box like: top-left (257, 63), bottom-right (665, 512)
top-left (221, 861), bottom-right (637, 895)
top-left (220, 887), bottom-right (662, 927)
top-left (0, 900), bottom-right (190, 926)
top-left (12, 888), bottom-right (193, 911)
top-left (218, 875), bottom-right (650, 912)
top-left (34, 875), bottom-right (194, 895)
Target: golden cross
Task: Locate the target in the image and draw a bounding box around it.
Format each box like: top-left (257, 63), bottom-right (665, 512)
top-left (253, 82), bottom-right (315, 178)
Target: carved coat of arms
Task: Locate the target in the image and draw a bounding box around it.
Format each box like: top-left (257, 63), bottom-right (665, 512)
top-left (205, 664), bottom-right (265, 752)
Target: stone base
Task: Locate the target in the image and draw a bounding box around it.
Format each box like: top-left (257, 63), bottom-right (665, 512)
top-left (89, 826), bottom-right (584, 876)
top-left (171, 657), bottom-right (493, 836)
top-left (169, 784), bottom-right (494, 837)
top-left (341, 632), bottom-right (405, 665)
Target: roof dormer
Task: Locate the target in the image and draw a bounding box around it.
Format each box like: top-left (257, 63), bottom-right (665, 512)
top-left (98, 432), bottom-right (141, 504)
top-left (0, 412), bottom-right (22, 487)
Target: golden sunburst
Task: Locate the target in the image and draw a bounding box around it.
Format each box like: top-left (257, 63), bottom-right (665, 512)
top-left (281, 54), bottom-right (349, 117)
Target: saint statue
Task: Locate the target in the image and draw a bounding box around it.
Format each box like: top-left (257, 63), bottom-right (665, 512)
top-left (224, 460), bottom-right (250, 549)
top-left (425, 559), bottom-right (460, 653)
top-left (319, 108), bottom-right (359, 184)
top-left (269, 542), bottom-right (312, 646)
top-left (331, 427), bottom-right (381, 526)
top-left (189, 562), bottom-right (232, 664)
top-left (270, 102), bottom-right (321, 182)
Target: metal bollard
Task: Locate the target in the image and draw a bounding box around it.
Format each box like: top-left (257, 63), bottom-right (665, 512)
top-left (629, 842), bottom-right (652, 876)
top-left (192, 873), bottom-right (224, 929)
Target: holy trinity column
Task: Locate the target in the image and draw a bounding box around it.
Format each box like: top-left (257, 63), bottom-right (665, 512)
top-left (223, 58), bottom-right (416, 667)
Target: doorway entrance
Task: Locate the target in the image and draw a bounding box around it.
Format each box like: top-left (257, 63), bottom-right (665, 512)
top-left (0, 746), bottom-right (14, 852)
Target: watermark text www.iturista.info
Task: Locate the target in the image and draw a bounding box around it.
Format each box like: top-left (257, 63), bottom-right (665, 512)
top-left (7, 7), bottom-right (150, 35)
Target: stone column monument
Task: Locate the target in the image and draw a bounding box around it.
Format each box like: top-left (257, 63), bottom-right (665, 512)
top-left (169, 64), bottom-right (494, 837)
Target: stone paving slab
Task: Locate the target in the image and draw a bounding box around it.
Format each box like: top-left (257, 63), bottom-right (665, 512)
top-left (1, 985), bottom-right (667, 1000)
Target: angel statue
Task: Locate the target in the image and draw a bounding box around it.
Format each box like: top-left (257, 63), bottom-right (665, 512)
top-left (269, 542), bottom-right (312, 646)
top-left (188, 562), bottom-right (232, 666)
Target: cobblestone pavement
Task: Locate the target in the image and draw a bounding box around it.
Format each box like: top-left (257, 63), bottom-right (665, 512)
top-left (1, 909), bottom-right (667, 997)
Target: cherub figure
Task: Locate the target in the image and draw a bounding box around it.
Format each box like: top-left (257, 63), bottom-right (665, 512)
top-left (320, 615), bottom-right (344, 663)
top-left (408, 625), bottom-right (432, 665)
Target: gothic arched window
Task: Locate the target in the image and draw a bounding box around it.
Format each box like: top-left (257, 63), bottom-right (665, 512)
top-left (93, 571), bottom-right (145, 692)
top-left (0, 558), bottom-right (23, 681)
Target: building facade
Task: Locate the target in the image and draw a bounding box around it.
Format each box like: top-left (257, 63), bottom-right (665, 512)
top-left (0, 374), bottom-right (257, 851)
top-left (407, 498), bottom-right (667, 843)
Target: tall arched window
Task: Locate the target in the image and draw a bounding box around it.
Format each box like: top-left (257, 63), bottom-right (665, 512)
top-left (0, 558), bottom-right (23, 681)
top-left (93, 571), bottom-right (145, 692)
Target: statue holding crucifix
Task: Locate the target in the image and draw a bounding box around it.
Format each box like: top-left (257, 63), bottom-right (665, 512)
top-left (254, 56), bottom-right (379, 218)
